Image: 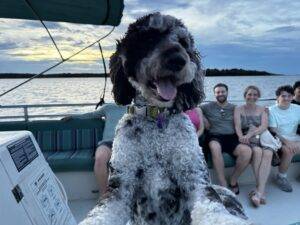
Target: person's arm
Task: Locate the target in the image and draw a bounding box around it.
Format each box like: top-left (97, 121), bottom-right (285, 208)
top-left (233, 106), bottom-right (243, 138)
top-left (245, 107), bottom-right (268, 137)
top-left (268, 127), bottom-right (288, 143)
top-left (196, 107), bottom-right (204, 137)
top-left (202, 113), bottom-right (210, 130)
top-left (62, 108), bottom-right (105, 121)
top-left (267, 109), bottom-right (285, 141)
top-left (298, 106), bottom-right (300, 134)
top-left (200, 103), bottom-right (210, 130)
top-left (269, 127), bottom-right (298, 153)
top-left (234, 106), bottom-right (250, 144)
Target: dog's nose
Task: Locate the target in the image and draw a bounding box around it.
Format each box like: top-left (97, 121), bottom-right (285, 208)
top-left (165, 55), bottom-right (186, 72)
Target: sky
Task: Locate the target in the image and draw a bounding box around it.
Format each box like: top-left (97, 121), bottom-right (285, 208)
top-left (0, 0), bottom-right (300, 75)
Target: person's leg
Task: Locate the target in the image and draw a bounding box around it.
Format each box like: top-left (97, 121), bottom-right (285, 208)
top-left (251, 146), bottom-right (263, 184)
top-left (257, 149), bottom-right (273, 197)
top-left (278, 145), bottom-right (295, 174)
top-left (94, 145), bottom-right (112, 197)
top-left (209, 140), bottom-right (227, 187)
top-left (230, 144), bottom-right (252, 187)
top-left (276, 142), bottom-right (300, 192)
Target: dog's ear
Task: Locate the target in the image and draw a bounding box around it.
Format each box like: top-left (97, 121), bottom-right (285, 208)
top-left (109, 50), bottom-right (136, 105)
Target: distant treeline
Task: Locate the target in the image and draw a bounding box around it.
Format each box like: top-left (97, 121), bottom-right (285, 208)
top-left (205, 69), bottom-right (272, 76)
top-left (0, 73), bottom-right (106, 78)
top-left (0, 69), bottom-right (273, 78)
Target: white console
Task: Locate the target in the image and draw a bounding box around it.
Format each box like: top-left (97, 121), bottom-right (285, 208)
top-left (0, 131), bottom-right (77, 225)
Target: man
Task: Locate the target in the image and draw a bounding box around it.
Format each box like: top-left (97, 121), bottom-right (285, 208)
top-left (63, 103), bottom-right (126, 197)
top-left (269, 85), bottom-right (300, 192)
top-left (201, 83), bottom-right (252, 194)
top-left (292, 81), bottom-right (300, 135)
top-left (292, 81), bottom-right (300, 105)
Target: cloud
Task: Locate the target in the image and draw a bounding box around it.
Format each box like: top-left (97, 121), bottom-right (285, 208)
top-left (267, 26), bottom-right (300, 33)
top-left (0, 0), bottom-right (299, 74)
top-left (0, 42), bottom-right (18, 50)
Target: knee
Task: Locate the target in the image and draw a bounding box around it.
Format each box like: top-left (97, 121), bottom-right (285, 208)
top-left (263, 150), bottom-right (273, 160)
top-left (209, 141), bottom-right (221, 152)
top-left (281, 146), bottom-right (294, 157)
top-left (209, 144), bottom-right (222, 158)
top-left (253, 147), bottom-right (263, 157)
top-left (237, 145), bottom-right (252, 161)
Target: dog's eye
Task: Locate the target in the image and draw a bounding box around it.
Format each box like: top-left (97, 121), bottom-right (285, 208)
top-left (179, 38), bottom-right (189, 48)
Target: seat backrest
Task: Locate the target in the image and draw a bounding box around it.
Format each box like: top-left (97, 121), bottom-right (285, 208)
top-left (27, 119), bottom-right (105, 152)
top-left (0, 121), bottom-right (27, 131)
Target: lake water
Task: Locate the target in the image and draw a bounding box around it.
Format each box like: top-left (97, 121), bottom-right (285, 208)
top-left (0, 75), bottom-right (299, 118)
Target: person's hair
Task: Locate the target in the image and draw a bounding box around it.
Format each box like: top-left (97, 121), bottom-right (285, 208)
top-left (213, 83), bottom-right (228, 92)
top-left (293, 81), bottom-right (300, 91)
top-left (275, 85), bottom-right (294, 97)
top-left (243, 85), bottom-right (261, 98)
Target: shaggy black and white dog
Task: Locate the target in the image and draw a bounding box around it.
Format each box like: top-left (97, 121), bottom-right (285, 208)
top-left (80, 13), bottom-right (251, 225)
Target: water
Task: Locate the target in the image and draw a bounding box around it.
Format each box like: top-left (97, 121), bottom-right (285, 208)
top-left (0, 75), bottom-right (299, 118)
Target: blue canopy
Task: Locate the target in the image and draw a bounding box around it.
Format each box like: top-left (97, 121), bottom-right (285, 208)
top-left (0, 0), bottom-right (124, 26)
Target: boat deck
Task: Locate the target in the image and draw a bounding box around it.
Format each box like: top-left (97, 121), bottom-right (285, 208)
top-left (69, 178), bottom-right (300, 225)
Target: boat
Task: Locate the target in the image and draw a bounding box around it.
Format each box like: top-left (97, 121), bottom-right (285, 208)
top-left (0, 2), bottom-right (300, 225)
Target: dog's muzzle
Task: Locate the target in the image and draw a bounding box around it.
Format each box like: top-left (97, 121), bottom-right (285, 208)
top-left (165, 54), bottom-right (186, 72)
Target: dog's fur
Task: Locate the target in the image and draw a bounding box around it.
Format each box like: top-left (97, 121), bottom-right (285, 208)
top-left (80, 13), bottom-right (251, 225)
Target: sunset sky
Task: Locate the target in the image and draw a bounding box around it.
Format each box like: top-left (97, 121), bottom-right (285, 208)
top-left (0, 0), bottom-right (299, 75)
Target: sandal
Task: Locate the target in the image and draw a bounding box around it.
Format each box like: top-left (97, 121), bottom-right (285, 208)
top-left (229, 182), bottom-right (240, 195)
top-left (249, 190), bottom-right (261, 207)
top-left (260, 195), bottom-right (266, 205)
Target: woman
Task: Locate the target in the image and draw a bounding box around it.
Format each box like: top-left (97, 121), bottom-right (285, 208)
top-left (234, 86), bottom-right (273, 207)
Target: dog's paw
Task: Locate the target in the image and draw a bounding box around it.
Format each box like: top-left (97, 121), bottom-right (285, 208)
top-left (191, 199), bottom-right (253, 225)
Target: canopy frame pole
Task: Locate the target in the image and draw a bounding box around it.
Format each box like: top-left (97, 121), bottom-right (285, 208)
top-left (95, 41), bottom-right (108, 109)
top-left (0, 27), bottom-right (115, 98)
top-left (23, 0), bottom-right (64, 61)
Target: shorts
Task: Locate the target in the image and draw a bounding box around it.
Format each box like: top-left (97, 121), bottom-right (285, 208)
top-left (97, 140), bottom-right (113, 149)
top-left (94, 140), bottom-right (113, 157)
top-left (206, 133), bottom-right (239, 158)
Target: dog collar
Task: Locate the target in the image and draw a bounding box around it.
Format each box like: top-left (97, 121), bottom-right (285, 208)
top-left (127, 105), bottom-right (176, 129)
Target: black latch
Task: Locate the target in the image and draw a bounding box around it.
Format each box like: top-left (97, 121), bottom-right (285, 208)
top-left (12, 185), bottom-right (23, 203)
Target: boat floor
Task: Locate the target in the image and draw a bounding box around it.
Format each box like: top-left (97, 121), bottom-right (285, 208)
top-left (69, 179), bottom-right (300, 225)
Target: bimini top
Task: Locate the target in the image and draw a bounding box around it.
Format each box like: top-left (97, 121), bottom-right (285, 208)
top-left (0, 0), bottom-right (124, 26)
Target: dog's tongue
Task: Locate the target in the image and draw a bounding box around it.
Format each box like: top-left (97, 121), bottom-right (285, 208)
top-left (155, 80), bottom-right (177, 101)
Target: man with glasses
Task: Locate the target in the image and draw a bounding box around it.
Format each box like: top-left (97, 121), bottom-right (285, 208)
top-left (201, 83), bottom-right (252, 194)
top-left (269, 85), bottom-right (300, 192)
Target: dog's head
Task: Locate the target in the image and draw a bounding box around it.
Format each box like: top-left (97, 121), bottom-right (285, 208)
top-left (110, 12), bottom-right (205, 111)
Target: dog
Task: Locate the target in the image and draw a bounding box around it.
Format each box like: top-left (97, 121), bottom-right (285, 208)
top-left (80, 13), bottom-right (251, 225)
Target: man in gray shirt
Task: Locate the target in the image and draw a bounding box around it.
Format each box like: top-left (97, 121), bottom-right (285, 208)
top-left (201, 83), bottom-right (252, 194)
top-left (63, 103), bottom-right (126, 197)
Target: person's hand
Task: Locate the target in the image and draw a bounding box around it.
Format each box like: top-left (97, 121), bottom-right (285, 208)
top-left (284, 140), bottom-right (298, 154)
top-left (61, 115), bottom-right (73, 122)
top-left (239, 135), bottom-right (250, 144)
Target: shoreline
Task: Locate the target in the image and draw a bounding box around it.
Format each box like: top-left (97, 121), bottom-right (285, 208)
top-left (0, 74), bottom-right (279, 79)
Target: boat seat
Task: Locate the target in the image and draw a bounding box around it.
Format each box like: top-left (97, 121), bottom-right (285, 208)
top-left (43, 149), bottom-right (95, 172)
top-left (1, 120), bottom-right (299, 172)
top-left (205, 153), bottom-right (236, 168)
top-left (292, 154), bottom-right (300, 163)
top-left (0, 121), bottom-right (27, 131)
top-left (0, 119), bottom-right (104, 172)
top-left (27, 119), bottom-right (104, 172)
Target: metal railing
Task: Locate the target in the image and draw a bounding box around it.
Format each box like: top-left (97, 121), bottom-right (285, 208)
top-left (0, 99), bottom-right (276, 122)
top-left (0, 103), bottom-right (98, 121)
